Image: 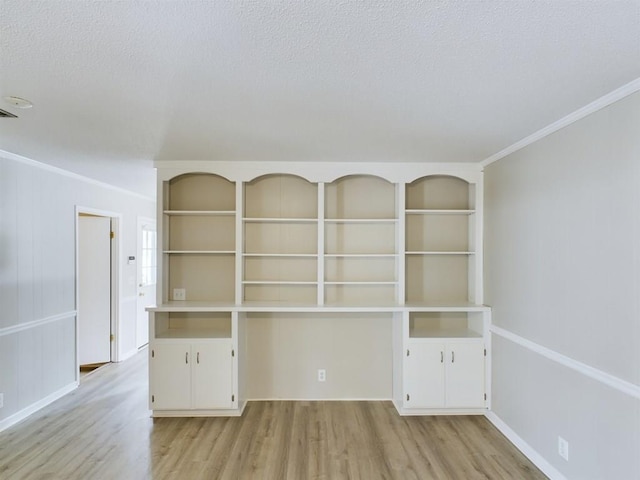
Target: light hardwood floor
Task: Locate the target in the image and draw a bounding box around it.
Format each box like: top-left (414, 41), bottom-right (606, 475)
top-left (0, 349), bottom-right (546, 480)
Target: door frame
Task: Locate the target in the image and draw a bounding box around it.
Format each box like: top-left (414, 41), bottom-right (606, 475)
top-left (75, 206), bottom-right (122, 383)
top-left (136, 215), bottom-right (157, 348)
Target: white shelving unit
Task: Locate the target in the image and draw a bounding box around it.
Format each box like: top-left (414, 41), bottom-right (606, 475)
top-left (323, 175), bottom-right (399, 305)
top-left (242, 174), bottom-right (318, 305)
top-left (148, 162), bottom-right (489, 418)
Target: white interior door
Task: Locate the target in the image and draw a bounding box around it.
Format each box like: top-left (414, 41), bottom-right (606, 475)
top-left (136, 218), bottom-right (157, 349)
top-left (78, 215), bottom-right (112, 365)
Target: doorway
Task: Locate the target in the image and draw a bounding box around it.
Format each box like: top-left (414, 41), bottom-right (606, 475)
top-left (76, 208), bottom-right (120, 381)
top-left (136, 217), bottom-right (157, 349)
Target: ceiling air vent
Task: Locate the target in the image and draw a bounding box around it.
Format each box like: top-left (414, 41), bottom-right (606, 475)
top-left (0, 108), bottom-right (17, 118)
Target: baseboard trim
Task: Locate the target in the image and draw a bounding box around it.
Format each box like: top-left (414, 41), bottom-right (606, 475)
top-left (485, 411), bottom-right (567, 480)
top-left (0, 382), bottom-right (78, 433)
top-left (118, 348), bottom-right (139, 363)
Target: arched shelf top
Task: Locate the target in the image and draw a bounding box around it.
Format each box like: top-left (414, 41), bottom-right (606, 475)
top-left (245, 172), bottom-right (315, 186)
top-left (155, 161), bottom-right (483, 184)
top-left (406, 175), bottom-right (475, 211)
top-left (168, 171), bottom-right (234, 184)
top-left (244, 173), bottom-right (317, 219)
top-left (408, 173), bottom-right (469, 185)
top-left (325, 174), bottom-right (396, 220)
top-left (325, 173), bottom-right (393, 185)
top-left (166, 172), bottom-right (235, 212)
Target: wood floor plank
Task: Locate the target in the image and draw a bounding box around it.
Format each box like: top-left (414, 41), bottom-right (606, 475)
top-left (0, 349), bottom-right (547, 480)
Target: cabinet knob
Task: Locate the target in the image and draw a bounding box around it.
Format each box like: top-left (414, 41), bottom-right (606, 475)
top-left (451, 351), bottom-right (455, 363)
top-left (197, 352), bottom-right (200, 364)
top-left (440, 351), bottom-right (444, 363)
top-left (185, 352), bottom-right (189, 364)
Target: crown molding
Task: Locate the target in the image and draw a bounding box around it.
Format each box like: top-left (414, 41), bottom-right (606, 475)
top-left (481, 77), bottom-right (640, 168)
top-left (0, 149), bottom-right (154, 201)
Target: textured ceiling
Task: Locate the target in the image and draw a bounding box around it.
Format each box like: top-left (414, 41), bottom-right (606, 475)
top-left (1, 1), bottom-right (639, 197)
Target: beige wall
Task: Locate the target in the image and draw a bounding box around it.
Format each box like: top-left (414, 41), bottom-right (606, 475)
top-left (484, 91), bottom-right (640, 479)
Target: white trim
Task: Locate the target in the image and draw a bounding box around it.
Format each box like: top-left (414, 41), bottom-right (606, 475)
top-left (0, 148), bottom-right (154, 201)
top-left (491, 325), bottom-right (640, 400)
top-left (481, 77), bottom-right (640, 167)
top-left (154, 160), bottom-right (484, 184)
top-left (0, 311), bottom-right (76, 337)
top-left (485, 411), bottom-right (567, 480)
top-left (0, 382), bottom-right (78, 433)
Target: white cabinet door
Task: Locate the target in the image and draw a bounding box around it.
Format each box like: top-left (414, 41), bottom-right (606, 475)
top-left (445, 343), bottom-right (485, 408)
top-left (404, 343), bottom-right (445, 408)
top-left (151, 343), bottom-right (191, 410)
top-left (192, 342), bottom-right (233, 409)
top-left (404, 340), bottom-right (484, 409)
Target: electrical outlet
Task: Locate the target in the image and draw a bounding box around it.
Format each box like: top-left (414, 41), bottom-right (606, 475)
top-left (173, 288), bottom-right (186, 301)
top-left (0, 393), bottom-right (4, 408)
top-left (558, 436), bottom-right (569, 461)
top-left (317, 369), bottom-right (326, 382)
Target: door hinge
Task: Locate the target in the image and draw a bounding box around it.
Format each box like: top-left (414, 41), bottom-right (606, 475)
top-left (110, 334), bottom-right (114, 342)
top-left (110, 231), bottom-right (115, 239)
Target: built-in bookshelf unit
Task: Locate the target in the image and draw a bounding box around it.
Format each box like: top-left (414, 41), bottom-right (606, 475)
top-left (162, 173), bottom-right (236, 303)
top-left (243, 174), bottom-right (318, 304)
top-left (149, 162), bottom-right (489, 418)
top-left (324, 175), bottom-right (398, 305)
top-left (405, 175), bottom-right (479, 305)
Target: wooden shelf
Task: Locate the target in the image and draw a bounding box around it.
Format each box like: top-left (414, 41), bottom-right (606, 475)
top-left (242, 281), bottom-right (318, 285)
top-left (405, 209), bottom-right (475, 215)
top-left (243, 253), bottom-right (317, 257)
top-left (324, 253), bottom-right (397, 258)
top-left (243, 217), bottom-right (317, 223)
top-left (164, 210), bottom-right (235, 216)
top-left (155, 329), bottom-right (232, 339)
top-left (324, 218), bottom-right (397, 223)
top-left (409, 328), bottom-right (483, 339)
top-left (405, 251), bottom-right (475, 255)
top-left (164, 250), bottom-right (235, 254)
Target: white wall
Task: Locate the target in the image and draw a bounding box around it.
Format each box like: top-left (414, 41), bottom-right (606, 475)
top-left (0, 153), bottom-right (155, 430)
top-left (484, 91), bottom-right (640, 479)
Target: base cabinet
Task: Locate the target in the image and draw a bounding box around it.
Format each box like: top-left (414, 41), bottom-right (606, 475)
top-left (150, 341), bottom-right (234, 411)
top-left (404, 341), bottom-right (485, 409)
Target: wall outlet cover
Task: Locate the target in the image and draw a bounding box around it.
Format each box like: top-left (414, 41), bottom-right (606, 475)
top-left (558, 436), bottom-right (569, 461)
top-left (173, 288), bottom-right (186, 301)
